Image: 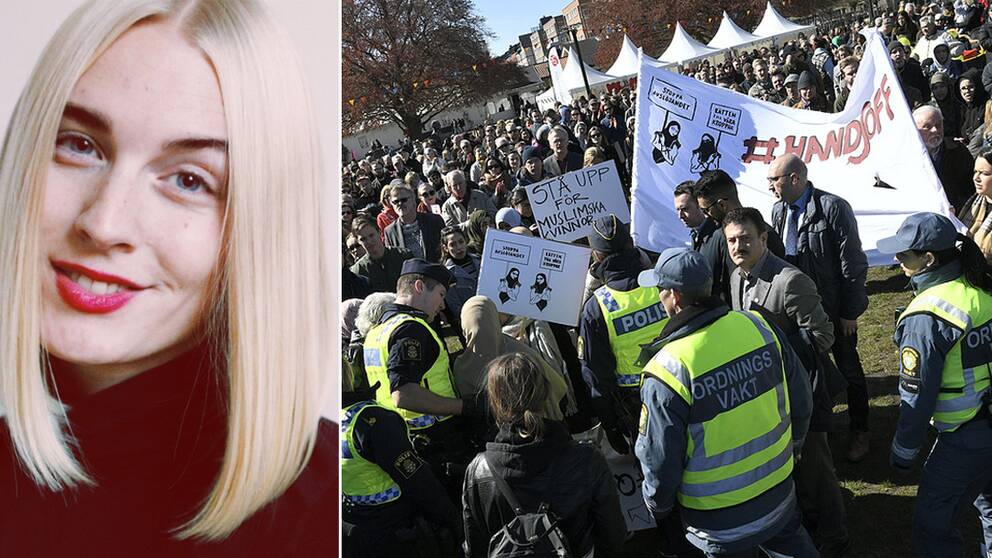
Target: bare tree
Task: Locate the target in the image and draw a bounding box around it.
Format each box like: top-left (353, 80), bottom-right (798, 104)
top-left (343, 0), bottom-right (527, 138)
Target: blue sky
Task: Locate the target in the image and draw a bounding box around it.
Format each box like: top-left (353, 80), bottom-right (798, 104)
top-left (477, 0), bottom-right (565, 56)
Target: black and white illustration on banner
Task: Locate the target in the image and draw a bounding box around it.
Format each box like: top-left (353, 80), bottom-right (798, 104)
top-left (691, 102), bottom-right (743, 174)
top-left (478, 230), bottom-right (591, 327)
top-left (652, 120), bottom-right (681, 165)
top-left (529, 272), bottom-right (551, 311)
top-left (647, 77), bottom-right (696, 168)
top-left (498, 267), bottom-right (521, 304)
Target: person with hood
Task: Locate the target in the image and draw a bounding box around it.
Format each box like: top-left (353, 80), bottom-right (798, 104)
top-left (495, 207), bottom-right (523, 231)
top-left (959, 72), bottom-right (988, 140)
top-left (453, 296), bottom-right (568, 418)
top-left (461, 353), bottom-right (626, 558)
top-left (930, 72), bottom-right (965, 139)
top-left (926, 42), bottom-right (963, 81)
top-left (465, 209), bottom-right (493, 257)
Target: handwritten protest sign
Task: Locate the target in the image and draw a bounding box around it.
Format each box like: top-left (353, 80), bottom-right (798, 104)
top-left (599, 432), bottom-right (656, 532)
top-left (525, 160), bottom-right (630, 243)
top-left (478, 230), bottom-right (590, 327)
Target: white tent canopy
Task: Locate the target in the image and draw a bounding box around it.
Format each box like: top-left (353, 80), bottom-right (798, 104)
top-left (606, 35), bottom-right (642, 78)
top-left (753, 1), bottom-right (813, 38)
top-left (708, 11), bottom-right (764, 49)
top-left (560, 46), bottom-right (619, 90)
top-left (659, 22), bottom-right (719, 64)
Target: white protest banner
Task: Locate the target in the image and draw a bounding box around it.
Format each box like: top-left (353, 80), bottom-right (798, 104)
top-left (548, 47), bottom-right (571, 104)
top-left (478, 230), bottom-right (590, 327)
top-left (526, 159), bottom-right (631, 242)
top-left (631, 32), bottom-right (950, 265)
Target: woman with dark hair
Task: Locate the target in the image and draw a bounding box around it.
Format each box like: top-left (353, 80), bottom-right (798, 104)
top-left (529, 273), bottom-right (552, 311)
top-left (959, 152), bottom-right (992, 263)
top-left (877, 212), bottom-right (992, 558)
top-left (465, 209), bottom-right (493, 256)
top-left (497, 267), bottom-right (521, 304)
top-left (461, 353), bottom-right (625, 558)
top-left (652, 120), bottom-right (681, 165)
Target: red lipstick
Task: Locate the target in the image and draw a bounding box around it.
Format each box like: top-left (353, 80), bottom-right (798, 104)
top-left (52, 260), bottom-right (143, 314)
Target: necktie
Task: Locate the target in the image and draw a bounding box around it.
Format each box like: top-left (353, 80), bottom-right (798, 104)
top-left (786, 205), bottom-right (800, 257)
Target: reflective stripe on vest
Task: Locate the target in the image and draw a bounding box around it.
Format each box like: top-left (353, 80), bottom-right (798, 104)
top-left (341, 401), bottom-right (403, 506)
top-left (644, 310), bottom-right (793, 512)
top-left (898, 278), bottom-right (992, 432)
top-left (594, 284), bottom-right (668, 387)
top-left (363, 313), bottom-right (456, 430)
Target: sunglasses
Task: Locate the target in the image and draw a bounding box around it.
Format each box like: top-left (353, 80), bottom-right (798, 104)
top-left (391, 197), bottom-right (411, 205)
top-left (421, 189), bottom-right (436, 197)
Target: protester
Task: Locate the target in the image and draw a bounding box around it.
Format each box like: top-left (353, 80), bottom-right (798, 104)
top-left (454, 296), bottom-right (567, 419)
top-left (351, 217), bottom-right (414, 293)
top-left (440, 169), bottom-right (497, 228)
top-left (959, 152), bottom-right (992, 263)
top-left (461, 353), bottom-right (626, 558)
top-left (384, 182), bottom-right (445, 262)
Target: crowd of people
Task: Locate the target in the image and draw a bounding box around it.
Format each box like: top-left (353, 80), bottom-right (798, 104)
top-left (340, 2), bottom-right (992, 557)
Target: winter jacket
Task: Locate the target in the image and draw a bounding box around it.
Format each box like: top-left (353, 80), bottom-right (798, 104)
top-left (462, 419), bottom-right (626, 558)
top-left (771, 184), bottom-right (868, 321)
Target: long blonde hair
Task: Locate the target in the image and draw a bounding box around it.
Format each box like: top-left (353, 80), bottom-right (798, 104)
top-left (0, 0), bottom-right (328, 541)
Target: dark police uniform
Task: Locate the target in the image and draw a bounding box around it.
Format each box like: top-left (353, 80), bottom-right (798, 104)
top-left (878, 213), bottom-right (992, 558)
top-left (341, 389), bottom-right (459, 558)
top-left (580, 249), bottom-right (666, 445)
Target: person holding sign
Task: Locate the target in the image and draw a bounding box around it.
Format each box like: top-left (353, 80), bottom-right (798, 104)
top-left (635, 248), bottom-right (816, 558)
top-left (877, 213), bottom-right (992, 558)
top-left (579, 215), bottom-right (668, 455)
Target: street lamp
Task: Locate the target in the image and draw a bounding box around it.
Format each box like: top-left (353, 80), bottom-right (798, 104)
top-left (549, 24), bottom-right (593, 99)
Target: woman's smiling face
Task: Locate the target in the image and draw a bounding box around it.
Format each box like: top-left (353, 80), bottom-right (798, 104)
top-left (41, 21), bottom-right (227, 385)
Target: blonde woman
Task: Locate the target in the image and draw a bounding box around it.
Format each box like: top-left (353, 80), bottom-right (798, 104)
top-left (0, 0), bottom-right (333, 554)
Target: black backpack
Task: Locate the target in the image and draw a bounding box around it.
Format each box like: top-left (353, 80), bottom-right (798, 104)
top-left (484, 453), bottom-right (573, 558)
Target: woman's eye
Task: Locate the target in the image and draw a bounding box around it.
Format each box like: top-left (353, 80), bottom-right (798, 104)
top-left (55, 132), bottom-right (103, 161)
top-left (172, 171), bottom-right (209, 193)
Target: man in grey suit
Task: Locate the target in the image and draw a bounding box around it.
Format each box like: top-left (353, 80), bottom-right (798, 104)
top-left (725, 208), bottom-right (849, 557)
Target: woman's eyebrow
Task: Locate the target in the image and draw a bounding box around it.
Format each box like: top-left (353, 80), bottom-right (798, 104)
top-left (63, 103), bottom-right (111, 134)
top-left (162, 138), bottom-right (228, 153)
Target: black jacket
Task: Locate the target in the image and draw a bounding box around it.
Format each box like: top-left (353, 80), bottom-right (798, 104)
top-left (462, 420), bottom-right (626, 558)
top-left (771, 184), bottom-right (868, 321)
top-left (934, 138), bottom-right (976, 211)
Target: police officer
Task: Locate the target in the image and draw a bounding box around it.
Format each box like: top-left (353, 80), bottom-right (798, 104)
top-left (363, 259), bottom-right (481, 461)
top-left (579, 214), bottom-right (667, 454)
top-left (342, 362), bottom-right (460, 558)
top-left (635, 248), bottom-right (816, 557)
top-left (877, 213), bottom-right (992, 558)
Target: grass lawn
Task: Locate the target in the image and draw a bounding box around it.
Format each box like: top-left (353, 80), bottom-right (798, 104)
top-left (829, 265), bottom-right (982, 557)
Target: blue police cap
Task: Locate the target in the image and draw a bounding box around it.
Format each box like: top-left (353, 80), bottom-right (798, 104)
top-left (637, 247), bottom-right (712, 295)
top-left (877, 212), bottom-right (959, 254)
top-left (587, 214), bottom-right (630, 253)
top-left (400, 258), bottom-right (456, 288)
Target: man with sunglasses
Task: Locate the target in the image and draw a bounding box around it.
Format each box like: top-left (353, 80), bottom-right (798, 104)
top-left (384, 183), bottom-right (445, 263)
top-left (694, 170), bottom-right (785, 304)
